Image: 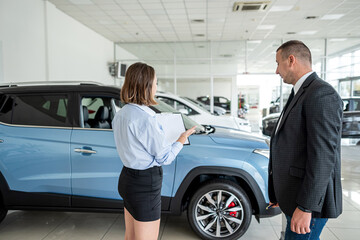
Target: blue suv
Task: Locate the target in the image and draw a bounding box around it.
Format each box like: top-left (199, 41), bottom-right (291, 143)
top-left (0, 83), bottom-right (280, 239)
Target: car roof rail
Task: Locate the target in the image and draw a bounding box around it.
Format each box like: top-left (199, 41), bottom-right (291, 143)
top-left (0, 81), bottom-right (104, 87)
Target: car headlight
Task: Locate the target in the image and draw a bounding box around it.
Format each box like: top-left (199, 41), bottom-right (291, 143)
top-left (253, 149), bottom-right (269, 159)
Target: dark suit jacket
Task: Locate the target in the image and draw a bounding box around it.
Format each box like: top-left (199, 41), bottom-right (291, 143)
top-left (268, 72), bottom-right (343, 218)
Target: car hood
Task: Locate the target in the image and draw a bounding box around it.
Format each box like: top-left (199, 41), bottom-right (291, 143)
top-left (208, 127), bottom-right (268, 149)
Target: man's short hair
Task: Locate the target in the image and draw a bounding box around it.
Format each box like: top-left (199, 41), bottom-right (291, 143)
top-left (277, 40), bottom-right (312, 65)
top-left (120, 62), bottom-right (157, 106)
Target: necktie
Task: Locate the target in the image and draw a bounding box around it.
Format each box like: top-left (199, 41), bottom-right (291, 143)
top-left (275, 88), bottom-right (294, 134)
top-left (282, 88), bottom-right (294, 113)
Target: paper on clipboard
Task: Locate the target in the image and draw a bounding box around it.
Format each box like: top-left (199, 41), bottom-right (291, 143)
top-left (156, 113), bottom-right (189, 145)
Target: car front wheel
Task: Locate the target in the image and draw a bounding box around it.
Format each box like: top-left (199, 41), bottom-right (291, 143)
top-left (0, 206), bottom-right (7, 224)
top-left (187, 180), bottom-right (252, 240)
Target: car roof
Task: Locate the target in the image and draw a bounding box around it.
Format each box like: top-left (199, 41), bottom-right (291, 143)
top-left (0, 84), bottom-right (121, 94)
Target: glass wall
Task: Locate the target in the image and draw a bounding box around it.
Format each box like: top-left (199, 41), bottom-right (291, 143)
top-left (115, 37), bottom-right (360, 122)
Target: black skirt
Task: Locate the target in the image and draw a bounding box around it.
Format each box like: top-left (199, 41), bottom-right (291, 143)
top-left (118, 166), bottom-right (163, 222)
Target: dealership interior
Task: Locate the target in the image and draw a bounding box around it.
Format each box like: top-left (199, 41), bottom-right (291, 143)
top-left (1, 0), bottom-right (360, 239)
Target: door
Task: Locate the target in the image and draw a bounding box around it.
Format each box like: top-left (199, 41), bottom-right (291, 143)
top-left (70, 94), bottom-right (177, 209)
top-left (0, 93), bottom-right (72, 206)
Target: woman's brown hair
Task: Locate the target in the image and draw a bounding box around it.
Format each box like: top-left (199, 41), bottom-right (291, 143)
top-left (120, 62), bottom-right (157, 106)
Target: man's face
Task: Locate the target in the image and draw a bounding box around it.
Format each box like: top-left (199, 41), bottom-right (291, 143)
top-left (275, 50), bottom-right (294, 85)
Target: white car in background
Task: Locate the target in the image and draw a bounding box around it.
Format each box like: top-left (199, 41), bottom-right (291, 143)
top-left (182, 96), bottom-right (227, 116)
top-left (156, 92), bottom-right (251, 132)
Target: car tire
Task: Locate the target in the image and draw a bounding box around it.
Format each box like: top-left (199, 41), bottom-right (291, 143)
top-left (0, 206), bottom-right (7, 224)
top-left (187, 179), bottom-right (252, 240)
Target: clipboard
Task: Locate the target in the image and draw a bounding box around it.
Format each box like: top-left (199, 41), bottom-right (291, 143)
top-left (155, 113), bottom-right (190, 145)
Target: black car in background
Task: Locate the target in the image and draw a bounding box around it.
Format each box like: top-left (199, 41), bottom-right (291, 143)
top-left (262, 98), bottom-right (360, 138)
top-left (342, 98), bottom-right (360, 138)
top-left (197, 96), bottom-right (231, 113)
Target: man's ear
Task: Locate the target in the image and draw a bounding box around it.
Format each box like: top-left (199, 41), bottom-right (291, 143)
top-left (288, 55), bottom-right (296, 66)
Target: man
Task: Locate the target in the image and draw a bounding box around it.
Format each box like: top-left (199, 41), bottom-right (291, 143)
top-left (268, 40), bottom-right (343, 240)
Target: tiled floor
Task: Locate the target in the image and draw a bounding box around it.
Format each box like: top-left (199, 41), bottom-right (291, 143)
top-left (0, 145), bottom-right (359, 240)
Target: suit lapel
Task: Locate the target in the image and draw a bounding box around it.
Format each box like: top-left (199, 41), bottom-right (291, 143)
top-left (275, 72), bottom-right (318, 136)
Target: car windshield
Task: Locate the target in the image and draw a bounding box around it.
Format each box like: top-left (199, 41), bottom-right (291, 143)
top-left (181, 97), bottom-right (209, 112)
top-left (151, 99), bottom-right (205, 133)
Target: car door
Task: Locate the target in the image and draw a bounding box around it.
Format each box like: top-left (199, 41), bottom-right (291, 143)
top-left (70, 93), bottom-right (176, 210)
top-left (0, 93), bottom-right (72, 206)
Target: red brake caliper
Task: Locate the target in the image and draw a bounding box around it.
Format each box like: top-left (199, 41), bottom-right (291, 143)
top-left (228, 202), bottom-right (237, 217)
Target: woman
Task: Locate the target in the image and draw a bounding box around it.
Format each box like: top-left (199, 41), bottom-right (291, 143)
top-left (112, 62), bottom-right (196, 240)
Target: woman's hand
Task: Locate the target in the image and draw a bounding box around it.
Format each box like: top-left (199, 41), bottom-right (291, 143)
top-left (177, 126), bottom-right (196, 145)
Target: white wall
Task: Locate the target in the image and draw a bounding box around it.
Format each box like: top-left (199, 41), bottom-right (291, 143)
top-left (0, 0), bottom-right (46, 82)
top-left (0, 0), bottom-right (115, 84)
top-left (237, 74), bottom-right (283, 112)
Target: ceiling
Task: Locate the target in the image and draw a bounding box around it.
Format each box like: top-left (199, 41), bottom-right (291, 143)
top-left (48, 0), bottom-right (360, 74)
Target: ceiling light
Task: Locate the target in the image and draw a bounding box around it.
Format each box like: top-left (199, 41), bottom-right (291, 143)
top-left (68, 0), bottom-right (93, 4)
top-left (247, 40), bottom-right (262, 44)
top-left (321, 14), bottom-right (344, 20)
top-left (257, 25), bottom-right (275, 30)
top-left (269, 5), bottom-right (293, 12)
top-left (298, 31), bottom-right (317, 35)
top-left (330, 38), bottom-right (347, 42)
top-left (194, 34), bottom-right (205, 37)
top-left (286, 32), bottom-right (296, 34)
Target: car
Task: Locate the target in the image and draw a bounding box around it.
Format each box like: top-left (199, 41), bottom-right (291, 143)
top-left (197, 95), bottom-right (231, 113)
top-left (262, 98), bottom-right (360, 138)
top-left (269, 96), bottom-right (288, 114)
top-left (0, 83), bottom-right (280, 239)
top-left (156, 92), bottom-right (251, 132)
top-left (342, 97), bottom-right (360, 138)
top-left (182, 96), bottom-right (227, 116)
top-left (261, 112), bottom-right (281, 136)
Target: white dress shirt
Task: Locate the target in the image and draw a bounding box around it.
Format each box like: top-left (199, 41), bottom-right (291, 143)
top-left (112, 103), bottom-right (183, 170)
top-left (275, 71), bottom-right (314, 134)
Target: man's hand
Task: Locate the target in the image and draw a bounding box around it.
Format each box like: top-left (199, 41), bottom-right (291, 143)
top-left (268, 201), bottom-right (279, 208)
top-left (291, 207), bottom-right (312, 234)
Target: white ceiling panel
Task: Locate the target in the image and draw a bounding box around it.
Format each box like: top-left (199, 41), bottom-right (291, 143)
top-left (47, 0), bottom-right (360, 73)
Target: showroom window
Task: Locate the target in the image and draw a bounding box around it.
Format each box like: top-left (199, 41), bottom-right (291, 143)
top-left (12, 94), bottom-right (70, 127)
top-left (0, 94), bottom-right (14, 124)
top-left (353, 79), bottom-right (360, 97)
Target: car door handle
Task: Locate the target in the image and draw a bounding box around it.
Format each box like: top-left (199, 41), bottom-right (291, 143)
top-left (74, 148), bottom-right (97, 154)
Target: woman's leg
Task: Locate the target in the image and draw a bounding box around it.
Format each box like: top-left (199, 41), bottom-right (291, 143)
top-left (133, 218), bottom-right (161, 240)
top-left (124, 208), bottom-right (135, 240)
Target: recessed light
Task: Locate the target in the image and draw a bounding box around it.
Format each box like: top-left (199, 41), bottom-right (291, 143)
top-left (194, 34), bottom-right (205, 37)
top-left (191, 19), bottom-right (205, 23)
top-left (247, 40), bottom-right (262, 44)
top-left (197, 45), bottom-right (205, 48)
top-left (321, 14), bottom-right (344, 20)
top-left (298, 31), bottom-right (317, 35)
top-left (330, 38), bottom-right (347, 42)
top-left (69, 0), bottom-right (93, 5)
top-left (286, 32), bottom-right (296, 34)
top-left (257, 25), bottom-right (275, 30)
top-left (269, 5), bottom-right (293, 12)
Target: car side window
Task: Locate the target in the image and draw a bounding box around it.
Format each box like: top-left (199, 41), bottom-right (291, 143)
top-left (12, 94), bottom-right (70, 127)
top-left (219, 97), bottom-right (228, 103)
top-left (0, 94), bottom-right (14, 124)
top-left (354, 99), bottom-right (360, 111)
top-left (81, 96), bottom-right (118, 129)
